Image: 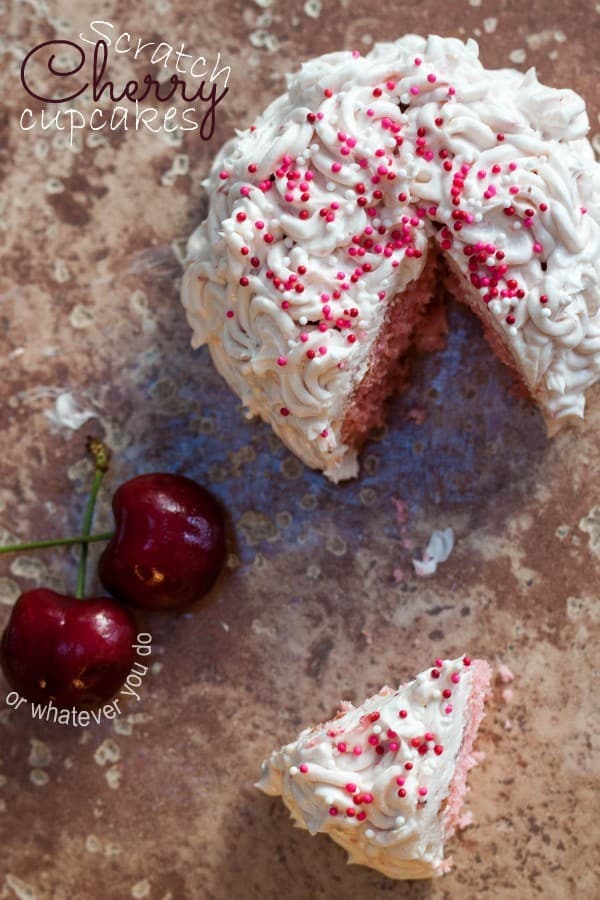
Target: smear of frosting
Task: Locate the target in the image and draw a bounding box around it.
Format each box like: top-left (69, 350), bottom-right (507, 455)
top-left (45, 392), bottom-right (97, 431)
top-left (413, 527), bottom-right (454, 577)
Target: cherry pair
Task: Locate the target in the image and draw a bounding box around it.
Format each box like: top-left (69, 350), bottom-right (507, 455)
top-left (0, 440), bottom-right (226, 709)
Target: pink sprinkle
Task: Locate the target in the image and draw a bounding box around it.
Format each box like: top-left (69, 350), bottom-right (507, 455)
top-left (410, 85), bottom-right (420, 96)
top-left (329, 807), bottom-right (338, 816)
top-left (300, 333), bottom-right (309, 342)
top-left (414, 57), bottom-right (422, 66)
top-left (331, 162), bottom-right (342, 173)
top-left (418, 787), bottom-right (428, 797)
top-left (277, 356), bottom-right (287, 367)
top-left (451, 673), bottom-right (460, 684)
top-left (356, 811), bottom-right (367, 821)
top-left (533, 242), bottom-right (543, 253)
top-left (346, 782), bottom-right (357, 793)
top-left (353, 745), bottom-right (363, 756)
top-left (388, 741), bottom-right (399, 752)
top-left (318, 346), bottom-right (327, 355)
top-left (427, 73), bottom-right (436, 83)
top-left (445, 704), bottom-right (453, 714)
top-left (386, 80), bottom-right (396, 90)
top-left (299, 764), bottom-right (308, 773)
top-left (368, 735), bottom-right (379, 746)
top-left (396, 776), bottom-right (405, 786)
top-left (337, 742), bottom-right (347, 753)
top-left (240, 186), bottom-right (250, 197)
top-left (219, 171), bottom-right (229, 180)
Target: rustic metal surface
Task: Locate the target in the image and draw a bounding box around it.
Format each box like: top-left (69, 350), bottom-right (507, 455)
top-left (1, 1), bottom-right (599, 898)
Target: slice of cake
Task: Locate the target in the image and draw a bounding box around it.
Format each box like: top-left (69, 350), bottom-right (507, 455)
top-left (182, 34), bottom-right (600, 481)
top-left (256, 655), bottom-right (491, 879)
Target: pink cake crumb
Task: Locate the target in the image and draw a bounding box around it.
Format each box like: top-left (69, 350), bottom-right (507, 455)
top-left (457, 810), bottom-right (474, 830)
top-left (405, 406), bottom-right (428, 425)
top-left (497, 664), bottom-right (515, 684)
top-left (392, 497), bottom-right (410, 527)
top-left (502, 688), bottom-right (514, 704)
top-left (439, 856), bottom-right (454, 875)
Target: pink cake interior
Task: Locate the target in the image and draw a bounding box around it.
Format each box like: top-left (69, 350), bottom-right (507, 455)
top-left (441, 659), bottom-right (491, 843)
top-left (339, 238), bottom-right (541, 458)
top-left (341, 261), bottom-right (441, 449)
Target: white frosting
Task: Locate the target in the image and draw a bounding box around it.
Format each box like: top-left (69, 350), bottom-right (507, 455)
top-left (256, 656), bottom-right (487, 880)
top-left (182, 35), bottom-right (600, 480)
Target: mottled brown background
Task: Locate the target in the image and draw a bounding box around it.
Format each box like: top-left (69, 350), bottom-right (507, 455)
top-left (1, 1), bottom-right (599, 898)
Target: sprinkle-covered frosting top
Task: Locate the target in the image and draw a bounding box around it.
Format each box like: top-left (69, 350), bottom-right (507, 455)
top-left (256, 655), bottom-right (488, 880)
top-left (182, 35), bottom-right (600, 480)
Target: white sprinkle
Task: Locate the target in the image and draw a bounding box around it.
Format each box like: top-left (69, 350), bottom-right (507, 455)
top-left (512, 222), bottom-right (522, 230)
top-left (509, 49), bottom-right (527, 64)
top-left (395, 816), bottom-right (406, 826)
top-left (372, 724), bottom-right (382, 735)
top-left (483, 17), bottom-right (498, 33)
top-left (299, 316), bottom-right (308, 325)
top-left (326, 181), bottom-right (335, 191)
top-left (289, 766), bottom-right (299, 775)
top-left (365, 828), bottom-right (375, 839)
top-left (541, 308), bottom-right (552, 318)
top-left (469, 0), bottom-right (481, 5)
top-left (490, 301), bottom-right (502, 315)
top-left (509, 326), bottom-right (518, 336)
top-left (474, 213), bottom-right (483, 223)
top-left (400, 93), bottom-right (410, 105)
top-left (486, 256), bottom-right (495, 266)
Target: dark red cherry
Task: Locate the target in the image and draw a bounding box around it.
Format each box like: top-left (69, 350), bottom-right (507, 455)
top-left (98, 473), bottom-right (226, 610)
top-left (0, 588), bottom-right (137, 709)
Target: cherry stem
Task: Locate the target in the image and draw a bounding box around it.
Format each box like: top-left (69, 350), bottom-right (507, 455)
top-left (75, 438), bottom-right (112, 600)
top-left (0, 533), bottom-right (113, 555)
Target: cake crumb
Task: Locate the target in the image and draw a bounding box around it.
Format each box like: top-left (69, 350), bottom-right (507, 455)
top-left (392, 497), bottom-right (409, 526)
top-left (497, 664), bottom-right (515, 683)
top-left (457, 810), bottom-right (474, 829)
